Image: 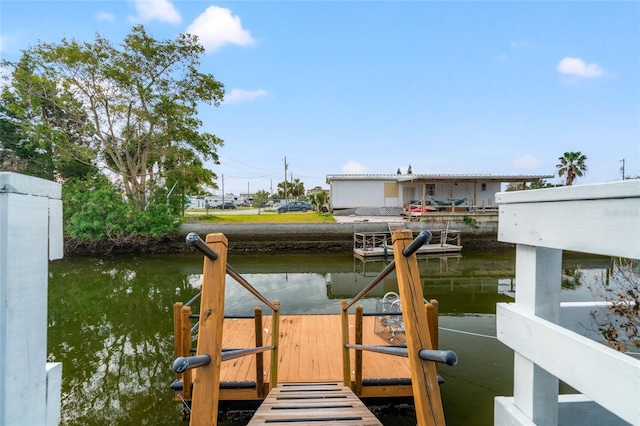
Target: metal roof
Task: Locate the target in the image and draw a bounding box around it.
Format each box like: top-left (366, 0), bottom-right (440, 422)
top-left (325, 173), bottom-right (554, 183)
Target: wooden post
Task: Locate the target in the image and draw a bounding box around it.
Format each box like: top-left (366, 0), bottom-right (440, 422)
top-left (392, 229), bottom-right (445, 426)
top-left (355, 305), bottom-right (364, 395)
top-left (270, 300), bottom-right (280, 390)
top-left (173, 302), bottom-right (184, 381)
top-left (426, 300), bottom-right (439, 374)
top-left (341, 300), bottom-right (352, 388)
top-left (426, 300), bottom-right (438, 351)
top-left (189, 233), bottom-right (228, 426)
top-left (255, 307), bottom-right (265, 398)
top-left (181, 305), bottom-right (193, 400)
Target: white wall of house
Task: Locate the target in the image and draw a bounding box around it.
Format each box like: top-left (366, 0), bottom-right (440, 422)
top-left (329, 179), bottom-right (403, 209)
top-left (329, 178), bottom-right (504, 210)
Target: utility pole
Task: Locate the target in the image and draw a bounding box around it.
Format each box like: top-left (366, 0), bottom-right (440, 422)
top-left (621, 159), bottom-right (625, 180)
top-left (222, 174), bottom-right (225, 205)
top-left (284, 157), bottom-right (288, 203)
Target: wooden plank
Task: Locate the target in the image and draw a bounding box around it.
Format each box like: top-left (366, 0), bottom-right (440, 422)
top-left (190, 233), bottom-right (228, 426)
top-left (248, 382), bottom-right (382, 425)
top-left (255, 308), bottom-right (265, 398)
top-left (392, 229), bottom-right (445, 426)
top-left (180, 306), bottom-right (193, 400)
top-left (173, 302), bottom-right (184, 364)
top-left (341, 300), bottom-right (351, 387)
top-left (212, 314), bottom-right (414, 400)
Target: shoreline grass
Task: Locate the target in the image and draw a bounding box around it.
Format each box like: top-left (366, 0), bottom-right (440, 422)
top-left (186, 211), bottom-right (336, 224)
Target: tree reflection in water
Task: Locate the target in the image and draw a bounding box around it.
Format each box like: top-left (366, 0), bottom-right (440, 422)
top-left (47, 250), bottom-right (612, 425)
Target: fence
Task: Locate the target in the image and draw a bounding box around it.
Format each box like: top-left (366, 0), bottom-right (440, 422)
top-left (494, 181), bottom-right (640, 425)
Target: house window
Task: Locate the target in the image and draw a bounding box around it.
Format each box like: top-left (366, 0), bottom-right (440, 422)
top-left (481, 183), bottom-right (487, 191)
top-left (384, 182), bottom-right (399, 197)
top-left (426, 184), bottom-right (435, 196)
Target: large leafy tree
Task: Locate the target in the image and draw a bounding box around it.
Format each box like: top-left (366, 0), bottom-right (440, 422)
top-left (556, 151), bottom-right (588, 186)
top-left (1, 25), bottom-right (224, 209)
top-left (0, 55), bottom-right (97, 180)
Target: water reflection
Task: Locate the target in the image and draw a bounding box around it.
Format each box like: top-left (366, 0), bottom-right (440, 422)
top-left (47, 250), bottom-right (613, 425)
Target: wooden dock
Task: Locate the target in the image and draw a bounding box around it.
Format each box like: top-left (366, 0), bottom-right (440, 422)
top-left (352, 228), bottom-right (462, 259)
top-left (216, 314), bottom-right (414, 401)
top-left (174, 230), bottom-right (450, 426)
top-left (247, 382), bottom-right (382, 425)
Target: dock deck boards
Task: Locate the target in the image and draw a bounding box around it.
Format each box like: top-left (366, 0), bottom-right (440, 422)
top-left (353, 243), bottom-right (462, 258)
top-left (217, 314), bottom-right (413, 399)
top-left (247, 382), bottom-right (382, 425)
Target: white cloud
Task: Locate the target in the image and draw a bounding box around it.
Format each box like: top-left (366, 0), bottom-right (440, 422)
top-left (186, 6), bottom-right (254, 53)
top-left (512, 155), bottom-right (542, 170)
top-left (130, 0), bottom-right (181, 24)
top-left (557, 57), bottom-right (604, 78)
top-left (341, 161), bottom-right (368, 174)
top-left (223, 89), bottom-right (268, 105)
top-left (96, 11), bottom-right (115, 22)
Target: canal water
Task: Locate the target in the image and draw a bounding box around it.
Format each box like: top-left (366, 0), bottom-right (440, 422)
top-left (47, 249), bottom-right (612, 425)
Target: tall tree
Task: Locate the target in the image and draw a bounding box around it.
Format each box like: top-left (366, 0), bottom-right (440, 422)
top-left (289, 178), bottom-right (305, 199)
top-left (2, 25), bottom-right (224, 209)
top-left (556, 152), bottom-right (588, 186)
top-left (0, 55), bottom-right (97, 180)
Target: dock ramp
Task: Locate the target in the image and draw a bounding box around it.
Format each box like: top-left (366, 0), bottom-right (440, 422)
top-left (248, 382), bottom-right (382, 425)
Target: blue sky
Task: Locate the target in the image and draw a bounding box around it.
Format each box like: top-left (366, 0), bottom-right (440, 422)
top-left (1, 1), bottom-right (638, 195)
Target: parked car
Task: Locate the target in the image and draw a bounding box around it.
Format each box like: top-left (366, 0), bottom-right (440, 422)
top-left (277, 201), bottom-right (312, 213)
top-left (216, 202), bottom-right (236, 209)
top-left (405, 202), bottom-right (438, 213)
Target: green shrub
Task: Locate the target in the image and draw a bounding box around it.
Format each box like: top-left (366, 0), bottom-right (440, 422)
top-left (62, 175), bottom-right (180, 240)
top-left (463, 216), bottom-right (480, 229)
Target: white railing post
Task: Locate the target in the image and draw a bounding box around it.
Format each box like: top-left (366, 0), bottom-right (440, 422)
top-left (512, 245), bottom-right (562, 424)
top-left (0, 172), bottom-right (63, 426)
top-left (495, 180), bottom-right (640, 426)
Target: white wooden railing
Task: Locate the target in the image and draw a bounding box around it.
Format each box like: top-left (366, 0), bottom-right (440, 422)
top-left (494, 180), bottom-right (640, 426)
top-left (0, 173), bottom-right (63, 425)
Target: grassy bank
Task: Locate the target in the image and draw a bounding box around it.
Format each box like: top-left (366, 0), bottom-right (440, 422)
top-left (186, 211), bottom-right (336, 224)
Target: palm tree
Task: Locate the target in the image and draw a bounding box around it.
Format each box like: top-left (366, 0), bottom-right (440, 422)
top-left (314, 191), bottom-right (328, 212)
top-left (289, 178), bottom-right (305, 199)
top-left (556, 152), bottom-right (588, 186)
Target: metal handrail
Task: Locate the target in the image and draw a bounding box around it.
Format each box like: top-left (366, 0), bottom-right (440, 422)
top-left (172, 345), bottom-right (276, 374)
top-left (344, 260), bottom-right (397, 311)
top-left (344, 344), bottom-right (457, 366)
top-left (186, 232), bottom-right (278, 313)
top-left (226, 264), bottom-right (278, 312)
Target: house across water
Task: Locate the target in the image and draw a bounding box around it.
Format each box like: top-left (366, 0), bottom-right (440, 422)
top-left (325, 173), bottom-right (553, 214)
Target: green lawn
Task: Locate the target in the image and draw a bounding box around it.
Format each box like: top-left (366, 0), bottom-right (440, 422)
top-left (186, 211), bottom-right (336, 224)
